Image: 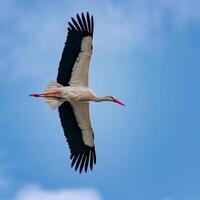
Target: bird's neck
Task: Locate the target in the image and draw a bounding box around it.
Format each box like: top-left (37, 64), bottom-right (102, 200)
top-left (92, 96), bottom-right (109, 102)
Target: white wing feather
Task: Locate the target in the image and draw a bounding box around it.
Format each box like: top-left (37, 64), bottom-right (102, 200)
top-left (69, 36), bottom-right (92, 87)
top-left (70, 101), bottom-right (94, 147)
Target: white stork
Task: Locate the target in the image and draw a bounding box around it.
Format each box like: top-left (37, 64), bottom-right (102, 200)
top-left (29, 12), bottom-right (125, 173)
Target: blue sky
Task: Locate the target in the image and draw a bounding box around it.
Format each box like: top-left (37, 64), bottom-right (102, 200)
top-left (0, 0), bottom-right (200, 199)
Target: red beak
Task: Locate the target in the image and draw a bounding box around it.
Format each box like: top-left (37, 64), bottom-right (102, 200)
top-left (112, 97), bottom-right (125, 106)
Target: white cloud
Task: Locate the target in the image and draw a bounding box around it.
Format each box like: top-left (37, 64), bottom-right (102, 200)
top-left (15, 185), bottom-right (103, 200)
top-left (0, 0), bottom-right (160, 81)
top-left (1, 0), bottom-right (199, 81)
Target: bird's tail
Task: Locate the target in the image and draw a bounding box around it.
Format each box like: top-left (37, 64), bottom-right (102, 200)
top-left (44, 81), bottom-right (65, 110)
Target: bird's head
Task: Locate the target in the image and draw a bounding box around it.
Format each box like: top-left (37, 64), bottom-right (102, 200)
top-left (106, 96), bottom-right (125, 106)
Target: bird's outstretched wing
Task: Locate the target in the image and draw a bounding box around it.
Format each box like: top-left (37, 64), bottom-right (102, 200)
top-left (58, 102), bottom-right (96, 173)
top-left (57, 13), bottom-right (96, 173)
top-left (57, 12), bottom-right (94, 87)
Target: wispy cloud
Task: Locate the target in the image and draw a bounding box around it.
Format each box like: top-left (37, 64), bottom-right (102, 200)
top-left (15, 185), bottom-right (102, 200)
top-left (1, 0), bottom-right (199, 81)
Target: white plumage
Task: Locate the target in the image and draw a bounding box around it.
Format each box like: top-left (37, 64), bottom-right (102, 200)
top-left (69, 36), bottom-right (92, 87)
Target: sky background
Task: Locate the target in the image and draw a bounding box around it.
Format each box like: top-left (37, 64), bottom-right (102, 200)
top-left (0, 0), bottom-right (200, 199)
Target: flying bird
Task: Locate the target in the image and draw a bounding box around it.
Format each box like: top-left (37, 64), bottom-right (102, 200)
top-left (29, 12), bottom-right (125, 173)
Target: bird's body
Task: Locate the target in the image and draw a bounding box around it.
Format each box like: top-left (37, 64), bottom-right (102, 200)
top-left (61, 86), bottom-right (95, 102)
top-left (30, 12), bottom-right (124, 173)
top-left (45, 83), bottom-right (96, 102)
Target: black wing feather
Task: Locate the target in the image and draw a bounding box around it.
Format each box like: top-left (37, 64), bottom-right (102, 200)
top-left (84, 151), bottom-right (90, 172)
top-left (81, 12), bottom-right (88, 33)
top-left (75, 154), bottom-right (83, 171)
top-left (76, 14), bottom-right (85, 31)
top-left (71, 154), bottom-right (79, 167)
top-left (68, 22), bottom-right (77, 31)
top-left (71, 17), bottom-right (82, 31)
top-left (58, 102), bottom-right (96, 173)
top-left (79, 153), bottom-right (86, 173)
top-left (57, 12), bottom-right (93, 86)
top-left (91, 16), bottom-right (94, 36)
top-left (90, 151), bottom-right (94, 170)
top-left (57, 13), bottom-right (95, 173)
top-left (86, 12), bottom-right (91, 34)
